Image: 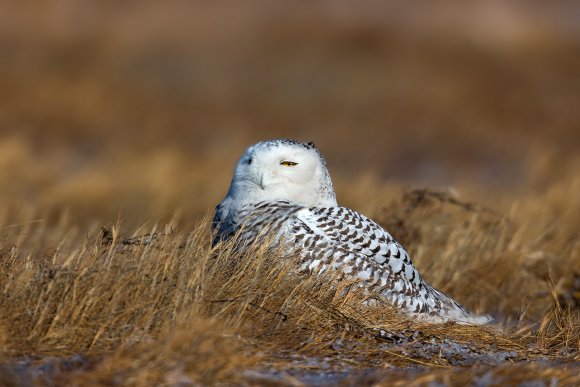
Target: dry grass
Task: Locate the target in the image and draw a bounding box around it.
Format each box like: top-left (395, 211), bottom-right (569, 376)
top-left (1, 1), bottom-right (579, 385)
top-left (1, 179), bottom-right (578, 385)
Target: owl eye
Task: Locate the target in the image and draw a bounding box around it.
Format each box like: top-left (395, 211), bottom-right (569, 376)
top-left (280, 160), bottom-right (298, 167)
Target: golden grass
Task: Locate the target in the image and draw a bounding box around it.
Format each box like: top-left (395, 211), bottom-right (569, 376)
top-left (1, 176), bottom-right (578, 385)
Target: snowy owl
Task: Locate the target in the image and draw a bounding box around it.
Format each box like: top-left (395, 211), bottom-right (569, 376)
top-left (213, 139), bottom-right (492, 325)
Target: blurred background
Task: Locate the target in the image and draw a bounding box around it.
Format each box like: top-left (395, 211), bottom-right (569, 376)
top-left (1, 0), bottom-right (579, 228)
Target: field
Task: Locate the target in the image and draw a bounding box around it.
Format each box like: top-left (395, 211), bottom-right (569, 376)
top-left (1, 2), bottom-right (579, 386)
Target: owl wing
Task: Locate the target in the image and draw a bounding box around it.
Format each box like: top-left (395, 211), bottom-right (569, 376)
top-left (290, 206), bottom-right (491, 324)
top-left (213, 200), bottom-right (302, 247)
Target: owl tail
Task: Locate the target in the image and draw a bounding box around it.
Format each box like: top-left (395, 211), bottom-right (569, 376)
top-left (455, 312), bottom-right (494, 325)
top-left (424, 283), bottom-right (493, 325)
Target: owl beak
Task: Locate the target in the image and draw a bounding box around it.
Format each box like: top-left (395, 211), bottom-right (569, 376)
top-left (252, 168), bottom-right (266, 190)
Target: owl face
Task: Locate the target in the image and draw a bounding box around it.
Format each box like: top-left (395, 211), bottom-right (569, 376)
top-left (228, 139), bottom-right (337, 207)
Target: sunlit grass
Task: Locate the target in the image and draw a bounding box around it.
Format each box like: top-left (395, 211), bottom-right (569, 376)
top-left (1, 177), bottom-right (578, 385)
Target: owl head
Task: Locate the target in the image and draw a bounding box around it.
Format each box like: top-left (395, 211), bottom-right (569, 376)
top-left (224, 139), bottom-right (337, 207)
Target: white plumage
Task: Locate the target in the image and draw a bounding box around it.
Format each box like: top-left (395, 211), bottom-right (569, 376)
top-left (213, 139), bottom-right (492, 325)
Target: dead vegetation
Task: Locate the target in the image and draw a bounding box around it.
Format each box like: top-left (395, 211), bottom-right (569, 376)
top-left (0, 179), bottom-right (578, 385)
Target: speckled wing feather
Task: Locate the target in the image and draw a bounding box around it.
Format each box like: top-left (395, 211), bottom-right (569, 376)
top-left (289, 206), bottom-right (487, 323)
top-left (213, 200), bottom-right (491, 324)
top-left (213, 200), bottom-right (303, 247)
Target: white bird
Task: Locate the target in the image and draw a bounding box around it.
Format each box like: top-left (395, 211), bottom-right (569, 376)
top-left (213, 139), bottom-right (492, 325)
